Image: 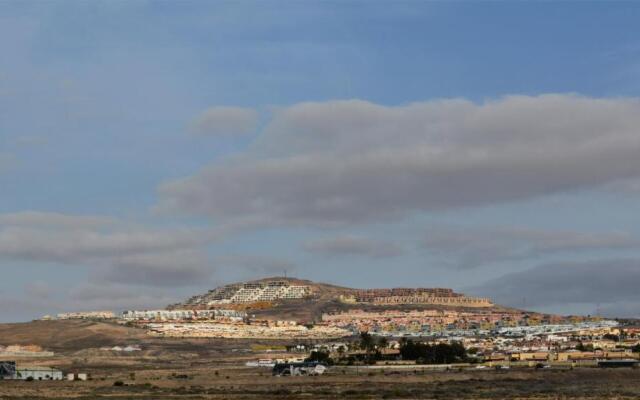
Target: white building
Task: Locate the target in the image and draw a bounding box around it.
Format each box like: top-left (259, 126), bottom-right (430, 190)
top-left (52, 311), bottom-right (116, 320)
top-left (185, 280), bottom-right (312, 306)
top-left (120, 309), bottom-right (246, 321)
top-left (17, 367), bottom-right (63, 380)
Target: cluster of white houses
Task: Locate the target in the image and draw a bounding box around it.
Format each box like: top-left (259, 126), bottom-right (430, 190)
top-left (39, 309), bottom-right (247, 323)
top-left (41, 311), bottom-right (116, 320)
top-left (180, 280), bottom-right (312, 307)
top-left (146, 321), bottom-right (351, 339)
top-left (120, 309), bottom-right (246, 321)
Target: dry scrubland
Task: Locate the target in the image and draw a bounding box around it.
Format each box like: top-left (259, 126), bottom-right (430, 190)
top-left (2, 320), bottom-right (640, 399)
top-left (3, 364), bottom-right (640, 399)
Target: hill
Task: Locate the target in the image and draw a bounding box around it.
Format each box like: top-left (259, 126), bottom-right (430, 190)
top-left (170, 276), bottom-right (513, 323)
top-left (0, 320), bottom-right (147, 352)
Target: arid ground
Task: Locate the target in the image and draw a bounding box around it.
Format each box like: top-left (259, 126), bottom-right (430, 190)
top-left (2, 363), bottom-right (640, 399)
top-left (2, 320), bottom-right (640, 399)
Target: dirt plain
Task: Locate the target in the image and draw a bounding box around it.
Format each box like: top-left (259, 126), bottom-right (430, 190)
top-left (2, 320), bottom-right (640, 399)
top-left (3, 361), bottom-right (640, 399)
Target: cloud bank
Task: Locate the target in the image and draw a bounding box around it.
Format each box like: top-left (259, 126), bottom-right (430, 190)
top-left (160, 95), bottom-right (640, 225)
top-left (468, 259), bottom-right (640, 317)
top-left (0, 211), bottom-right (213, 287)
top-left (423, 226), bottom-right (640, 269)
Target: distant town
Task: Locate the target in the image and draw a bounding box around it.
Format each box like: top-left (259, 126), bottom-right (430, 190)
top-left (25, 278), bottom-right (639, 373)
top-left (2, 275), bottom-right (639, 400)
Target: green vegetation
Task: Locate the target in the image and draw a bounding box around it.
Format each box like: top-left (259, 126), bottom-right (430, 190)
top-left (357, 332), bottom-right (389, 364)
top-left (359, 331), bottom-right (376, 352)
top-left (314, 333), bottom-right (468, 366)
top-left (305, 349), bottom-right (333, 364)
top-left (575, 341), bottom-right (595, 352)
top-left (399, 339), bottom-right (467, 364)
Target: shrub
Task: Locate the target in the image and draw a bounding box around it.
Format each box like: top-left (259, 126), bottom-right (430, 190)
top-left (400, 340), bottom-right (467, 364)
top-left (305, 349), bottom-right (333, 365)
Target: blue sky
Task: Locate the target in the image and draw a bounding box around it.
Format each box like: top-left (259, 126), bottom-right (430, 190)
top-left (2, 1), bottom-right (640, 322)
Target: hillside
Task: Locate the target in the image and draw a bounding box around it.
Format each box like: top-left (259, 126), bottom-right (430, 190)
top-left (0, 320), bottom-right (147, 352)
top-left (0, 279), bottom-right (540, 352)
top-left (170, 276), bottom-right (514, 323)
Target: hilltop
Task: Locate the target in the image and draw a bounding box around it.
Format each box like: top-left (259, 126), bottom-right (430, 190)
top-left (0, 277), bottom-right (574, 355)
top-left (169, 276), bottom-right (516, 323)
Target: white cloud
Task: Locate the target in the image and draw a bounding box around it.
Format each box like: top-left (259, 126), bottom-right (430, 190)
top-left (160, 95), bottom-right (640, 225)
top-left (191, 106), bottom-right (259, 136)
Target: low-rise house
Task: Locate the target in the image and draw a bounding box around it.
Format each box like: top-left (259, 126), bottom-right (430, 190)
top-left (588, 340), bottom-right (619, 350)
top-left (67, 373), bottom-right (88, 381)
top-left (53, 311), bottom-right (115, 320)
top-left (556, 350), bottom-right (639, 362)
top-left (121, 309), bottom-right (246, 322)
top-left (511, 352), bottom-right (550, 362)
top-left (483, 353), bottom-right (509, 362)
top-left (16, 366), bottom-right (63, 380)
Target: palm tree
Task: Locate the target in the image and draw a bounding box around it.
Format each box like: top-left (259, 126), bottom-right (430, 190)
top-left (360, 331), bottom-right (375, 352)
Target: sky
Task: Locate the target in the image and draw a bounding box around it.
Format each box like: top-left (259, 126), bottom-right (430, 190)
top-left (2, 1), bottom-right (640, 322)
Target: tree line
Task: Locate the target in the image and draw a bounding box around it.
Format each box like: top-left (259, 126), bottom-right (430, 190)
top-left (306, 332), bottom-right (468, 365)
top-left (399, 338), bottom-right (467, 364)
